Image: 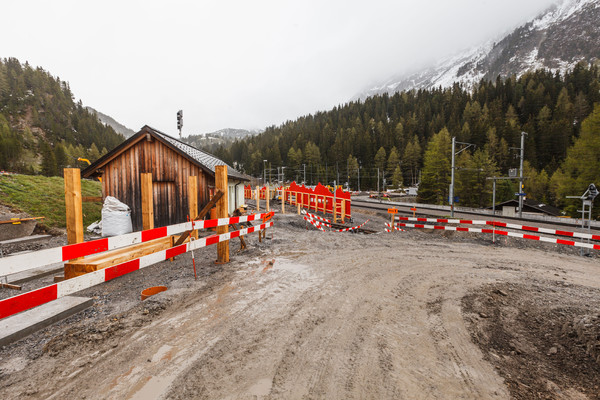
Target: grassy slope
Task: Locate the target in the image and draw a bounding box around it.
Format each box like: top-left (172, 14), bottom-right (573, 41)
top-left (0, 174), bottom-right (102, 229)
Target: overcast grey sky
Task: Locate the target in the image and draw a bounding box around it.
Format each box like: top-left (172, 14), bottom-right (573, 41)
top-left (3, 0), bottom-right (558, 135)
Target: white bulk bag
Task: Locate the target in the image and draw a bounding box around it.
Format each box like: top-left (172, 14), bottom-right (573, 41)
top-left (101, 196), bottom-right (133, 237)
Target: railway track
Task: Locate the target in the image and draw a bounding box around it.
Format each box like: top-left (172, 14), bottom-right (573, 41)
top-left (352, 198), bottom-right (600, 234)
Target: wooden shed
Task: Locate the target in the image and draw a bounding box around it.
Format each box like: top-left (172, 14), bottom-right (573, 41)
top-left (82, 125), bottom-right (249, 231)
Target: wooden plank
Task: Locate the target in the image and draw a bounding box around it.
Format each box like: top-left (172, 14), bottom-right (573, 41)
top-left (173, 190), bottom-right (224, 246)
top-left (141, 173), bottom-right (154, 230)
top-left (266, 187), bottom-right (270, 212)
top-left (215, 166), bottom-right (229, 263)
top-left (64, 168), bottom-right (84, 247)
top-left (188, 176), bottom-right (198, 239)
top-left (64, 237), bottom-right (173, 279)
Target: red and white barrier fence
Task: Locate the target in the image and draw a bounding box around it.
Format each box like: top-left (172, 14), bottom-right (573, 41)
top-left (397, 222), bottom-right (600, 251)
top-left (332, 220), bottom-right (370, 232)
top-left (397, 216), bottom-right (600, 242)
top-left (302, 210), bottom-right (331, 228)
top-left (0, 221), bottom-right (273, 320)
top-left (303, 215), bottom-right (325, 231)
top-left (385, 222), bottom-right (405, 232)
top-left (301, 211), bottom-right (368, 232)
top-left (0, 213), bottom-right (271, 278)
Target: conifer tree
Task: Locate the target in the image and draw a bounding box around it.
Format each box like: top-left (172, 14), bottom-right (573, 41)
top-left (418, 128), bottom-right (451, 204)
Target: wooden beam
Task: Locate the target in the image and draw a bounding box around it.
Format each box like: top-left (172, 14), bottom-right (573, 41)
top-left (266, 186), bottom-right (270, 212)
top-left (256, 186), bottom-right (260, 211)
top-left (188, 176), bottom-right (198, 240)
top-left (173, 190), bottom-right (224, 247)
top-left (215, 166), bottom-right (229, 263)
top-left (141, 173), bottom-right (154, 230)
top-left (64, 168), bottom-right (83, 246)
top-left (281, 187), bottom-right (285, 214)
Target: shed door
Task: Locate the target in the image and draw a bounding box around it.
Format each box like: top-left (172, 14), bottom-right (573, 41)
top-left (153, 181), bottom-right (176, 228)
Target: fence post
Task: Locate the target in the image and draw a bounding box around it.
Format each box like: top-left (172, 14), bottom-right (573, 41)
top-left (281, 187), bottom-right (285, 214)
top-left (255, 186), bottom-right (260, 211)
top-left (341, 200), bottom-right (346, 223)
top-left (266, 186), bottom-right (270, 212)
top-left (216, 166), bottom-right (229, 263)
top-left (141, 173), bottom-right (154, 230)
top-left (64, 168), bottom-right (83, 246)
top-left (188, 176), bottom-right (198, 239)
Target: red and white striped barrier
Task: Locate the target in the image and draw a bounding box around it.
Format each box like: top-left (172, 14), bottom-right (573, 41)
top-left (0, 221), bottom-right (273, 320)
top-left (301, 210), bottom-right (331, 224)
top-left (384, 222), bottom-right (405, 232)
top-left (0, 213), bottom-right (271, 278)
top-left (303, 215), bottom-right (325, 231)
top-left (397, 222), bottom-right (600, 251)
top-left (396, 216), bottom-right (600, 242)
top-left (332, 220), bottom-right (369, 232)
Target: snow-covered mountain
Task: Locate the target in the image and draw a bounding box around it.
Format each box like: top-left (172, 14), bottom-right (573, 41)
top-left (355, 0), bottom-right (600, 99)
top-left (184, 128), bottom-right (261, 152)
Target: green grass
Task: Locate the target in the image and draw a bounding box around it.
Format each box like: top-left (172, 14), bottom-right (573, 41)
top-left (0, 174), bottom-right (102, 229)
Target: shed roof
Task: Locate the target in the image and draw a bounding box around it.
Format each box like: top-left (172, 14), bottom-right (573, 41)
top-left (489, 198), bottom-right (563, 216)
top-left (82, 125), bottom-right (249, 181)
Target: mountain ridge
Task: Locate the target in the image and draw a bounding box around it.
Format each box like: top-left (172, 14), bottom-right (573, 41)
top-left (355, 0), bottom-right (600, 99)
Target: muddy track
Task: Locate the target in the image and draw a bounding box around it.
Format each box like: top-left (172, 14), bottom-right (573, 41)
top-left (1, 212), bottom-right (599, 399)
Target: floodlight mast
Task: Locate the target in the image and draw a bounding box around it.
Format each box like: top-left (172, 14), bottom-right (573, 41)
top-left (177, 110), bottom-right (183, 139)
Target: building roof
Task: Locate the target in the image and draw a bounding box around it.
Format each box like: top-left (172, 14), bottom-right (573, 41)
top-left (83, 125), bottom-right (249, 181)
top-left (489, 198), bottom-right (563, 216)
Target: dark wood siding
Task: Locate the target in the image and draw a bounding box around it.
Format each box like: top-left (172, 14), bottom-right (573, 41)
top-left (101, 137), bottom-right (214, 231)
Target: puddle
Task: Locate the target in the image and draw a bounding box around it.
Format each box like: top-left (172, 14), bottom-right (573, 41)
top-left (247, 378), bottom-right (272, 397)
top-left (151, 344), bottom-right (174, 363)
top-left (129, 375), bottom-right (174, 400)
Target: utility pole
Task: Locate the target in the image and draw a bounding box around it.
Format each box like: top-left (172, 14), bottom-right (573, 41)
top-left (357, 163), bottom-right (361, 193)
top-left (450, 137), bottom-right (455, 216)
top-left (377, 168), bottom-right (380, 195)
top-left (263, 159), bottom-right (267, 186)
top-left (450, 137), bottom-right (475, 217)
top-left (518, 131), bottom-right (527, 218)
top-left (303, 163), bottom-right (306, 185)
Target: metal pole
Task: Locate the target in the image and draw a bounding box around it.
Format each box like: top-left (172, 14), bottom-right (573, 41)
top-left (518, 131), bottom-right (526, 218)
top-left (492, 178), bottom-right (496, 244)
top-left (377, 168), bottom-right (380, 197)
top-left (303, 164), bottom-right (306, 185)
top-left (358, 164), bottom-right (361, 193)
top-left (450, 136), bottom-right (456, 217)
top-left (263, 160), bottom-right (267, 187)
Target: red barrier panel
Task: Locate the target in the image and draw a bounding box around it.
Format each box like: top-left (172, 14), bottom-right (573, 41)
top-left (282, 182), bottom-right (351, 220)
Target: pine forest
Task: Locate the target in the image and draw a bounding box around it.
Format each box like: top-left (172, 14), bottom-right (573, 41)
top-left (214, 63), bottom-right (600, 217)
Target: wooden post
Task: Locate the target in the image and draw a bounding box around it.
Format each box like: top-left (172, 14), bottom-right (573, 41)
top-left (64, 168), bottom-right (83, 246)
top-left (216, 166), bottom-right (229, 263)
top-left (281, 187), bottom-right (285, 214)
top-left (188, 176), bottom-right (198, 239)
top-left (256, 186), bottom-right (260, 211)
top-left (266, 186), bottom-right (270, 212)
top-left (141, 173), bottom-right (154, 230)
top-left (341, 200), bottom-right (346, 223)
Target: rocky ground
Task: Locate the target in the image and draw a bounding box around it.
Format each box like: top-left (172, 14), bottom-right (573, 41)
top-left (0, 207), bottom-right (599, 399)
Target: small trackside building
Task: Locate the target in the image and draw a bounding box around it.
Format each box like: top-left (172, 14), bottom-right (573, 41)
top-left (82, 125), bottom-right (249, 230)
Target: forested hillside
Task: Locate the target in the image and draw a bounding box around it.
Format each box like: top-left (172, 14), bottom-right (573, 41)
top-left (0, 58), bottom-right (124, 175)
top-left (214, 63), bottom-right (600, 216)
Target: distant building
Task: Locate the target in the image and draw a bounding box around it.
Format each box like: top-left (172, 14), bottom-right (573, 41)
top-left (83, 125), bottom-right (249, 230)
top-left (490, 199), bottom-right (562, 217)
